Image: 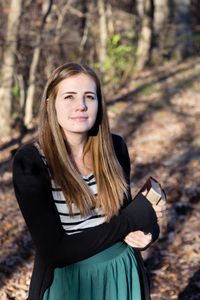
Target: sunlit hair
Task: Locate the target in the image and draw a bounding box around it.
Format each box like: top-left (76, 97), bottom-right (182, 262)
top-left (38, 62), bottom-right (128, 220)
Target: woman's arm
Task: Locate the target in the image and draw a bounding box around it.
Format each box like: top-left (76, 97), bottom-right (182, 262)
top-left (12, 143), bottom-right (159, 268)
top-left (114, 134), bottom-right (161, 250)
top-left (124, 203), bottom-right (166, 250)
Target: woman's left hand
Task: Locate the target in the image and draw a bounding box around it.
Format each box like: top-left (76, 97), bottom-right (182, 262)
top-left (124, 231), bottom-right (152, 249)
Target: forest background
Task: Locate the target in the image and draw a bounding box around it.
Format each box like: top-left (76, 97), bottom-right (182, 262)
top-left (0, 0), bottom-right (200, 299)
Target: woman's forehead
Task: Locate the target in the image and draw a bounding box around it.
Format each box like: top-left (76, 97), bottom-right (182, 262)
top-left (57, 73), bottom-right (97, 93)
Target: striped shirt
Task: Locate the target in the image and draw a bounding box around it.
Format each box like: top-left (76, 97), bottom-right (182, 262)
top-left (34, 143), bottom-right (106, 235)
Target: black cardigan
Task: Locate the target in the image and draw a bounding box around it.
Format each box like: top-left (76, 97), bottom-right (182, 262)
top-left (12, 134), bottom-right (159, 300)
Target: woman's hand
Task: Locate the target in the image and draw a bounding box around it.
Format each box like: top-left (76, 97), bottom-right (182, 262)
top-left (124, 231), bottom-right (152, 249)
top-left (124, 200), bottom-right (167, 249)
top-left (152, 202), bottom-right (167, 224)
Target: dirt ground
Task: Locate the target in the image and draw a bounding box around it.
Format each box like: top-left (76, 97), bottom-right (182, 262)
top-left (0, 58), bottom-right (200, 300)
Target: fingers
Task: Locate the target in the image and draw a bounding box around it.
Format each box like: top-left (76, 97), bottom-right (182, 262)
top-left (124, 231), bottom-right (152, 248)
top-left (153, 204), bottom-right (167, 220)
top-left (153, 204), bottom-right (167, 212)
top-left (125, 234), bottom-right (151, 248)
top-left (156, 210), bottom-right (164, 218)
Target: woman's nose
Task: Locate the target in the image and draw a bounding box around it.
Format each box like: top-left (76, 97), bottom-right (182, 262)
top-left (75, 97), bottom-right (88, 111)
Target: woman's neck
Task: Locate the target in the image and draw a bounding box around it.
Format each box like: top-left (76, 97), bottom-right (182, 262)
top-left (64, 132), bottom-right (87, 158)
top-left (64, 133), bottom-right (93, 175)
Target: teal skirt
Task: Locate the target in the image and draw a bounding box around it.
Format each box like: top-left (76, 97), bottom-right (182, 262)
top-left (43, 242), bottom-right (141, 300)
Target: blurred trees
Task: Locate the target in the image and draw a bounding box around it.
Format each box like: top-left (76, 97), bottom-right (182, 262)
top-left (97, 0), bottom-right (107, 74)
top-left (171, 0), bottom-right (194, 59)
top-left (0, 0), bottom-right (22, 137)
top-left (0, 0), bottom-right (199, 138)
top-left (135, 0), bottom-right (153, 71)
top-left (24, 0), bottom-right (53, 128)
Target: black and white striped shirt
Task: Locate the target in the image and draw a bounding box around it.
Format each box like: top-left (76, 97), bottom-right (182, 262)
top-left (51, 173), bottom-right (106, 235)
top-left (35, 143), bottom-right (106, 235)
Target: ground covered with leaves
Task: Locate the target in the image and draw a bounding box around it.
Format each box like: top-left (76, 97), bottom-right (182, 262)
top-left (0, 58), bottom-right (200, 300)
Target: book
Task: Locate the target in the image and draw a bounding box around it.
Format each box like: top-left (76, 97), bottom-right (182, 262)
top-left (140, 176), bottom-right (166, 205)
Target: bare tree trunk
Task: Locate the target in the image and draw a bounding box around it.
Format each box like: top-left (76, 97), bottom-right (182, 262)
top-left (18, 74), bottom-right (25, 114)
top-left (154, 0), bottom-right (169, 32)
top-left (97, 0), bottom-right (107, 74)
top-left (24, 0), bottom-right (53, 128)
top-left (172, 0), bottom-right (194, 60)
top-left (54, 0), bottom-right (73, 43)
top-left (106, 3), bottom-right (114, 36)
top-left (79, 0), bottom-right (89, 55)
top-left (136, 0), bottom-right (144, 17)
top-left (191, 0), bottom-right (200, 52)
top-left (152, 0), bottom-right (170, 61)
top-left (135, 0), bottom-right (154, 71)
top-left (0, 0), bottom-right (22, 138)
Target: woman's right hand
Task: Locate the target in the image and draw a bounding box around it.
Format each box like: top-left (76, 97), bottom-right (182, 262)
top-left (152, 202), bottom-right (167, 224)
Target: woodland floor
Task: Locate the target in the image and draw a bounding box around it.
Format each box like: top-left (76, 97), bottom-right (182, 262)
top-left (0, 58), bottom-right (200, 300)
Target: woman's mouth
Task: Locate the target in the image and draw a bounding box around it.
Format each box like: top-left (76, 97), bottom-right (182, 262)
top-left (70, 116), bottom-right (88, 122)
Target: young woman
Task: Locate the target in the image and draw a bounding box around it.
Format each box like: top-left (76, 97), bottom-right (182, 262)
top-left (12, 63), bottom-right (164, 300)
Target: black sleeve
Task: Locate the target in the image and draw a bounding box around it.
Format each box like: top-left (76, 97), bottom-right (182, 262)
top-left (12, 143), bottom-right (159, 268)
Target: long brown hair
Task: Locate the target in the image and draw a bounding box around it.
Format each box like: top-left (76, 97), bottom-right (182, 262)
top-left (38, 62), bottom-right (128, 220)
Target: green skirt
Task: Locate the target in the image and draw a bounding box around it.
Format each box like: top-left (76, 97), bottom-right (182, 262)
top-left (43, 242), bottom-right (141, 300)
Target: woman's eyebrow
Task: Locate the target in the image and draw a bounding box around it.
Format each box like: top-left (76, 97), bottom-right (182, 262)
top-left (62, 91), bottom-right (77, 95)
top-left (85, 91), bottom-right (96, 95)
top-left (62, 91), bottom-right (96, 95)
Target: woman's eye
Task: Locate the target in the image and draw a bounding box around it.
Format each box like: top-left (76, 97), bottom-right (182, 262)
top-left (64, 95), bottom-right (73, 100)
top-left (86, 95), bottom-right (95, 100)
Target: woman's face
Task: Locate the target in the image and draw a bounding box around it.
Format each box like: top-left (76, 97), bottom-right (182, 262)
top-left (55, 73), bottom-right (98, 140)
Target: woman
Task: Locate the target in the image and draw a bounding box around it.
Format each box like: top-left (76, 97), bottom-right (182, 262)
top-left (12, 63), bottom-right (164, 300)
